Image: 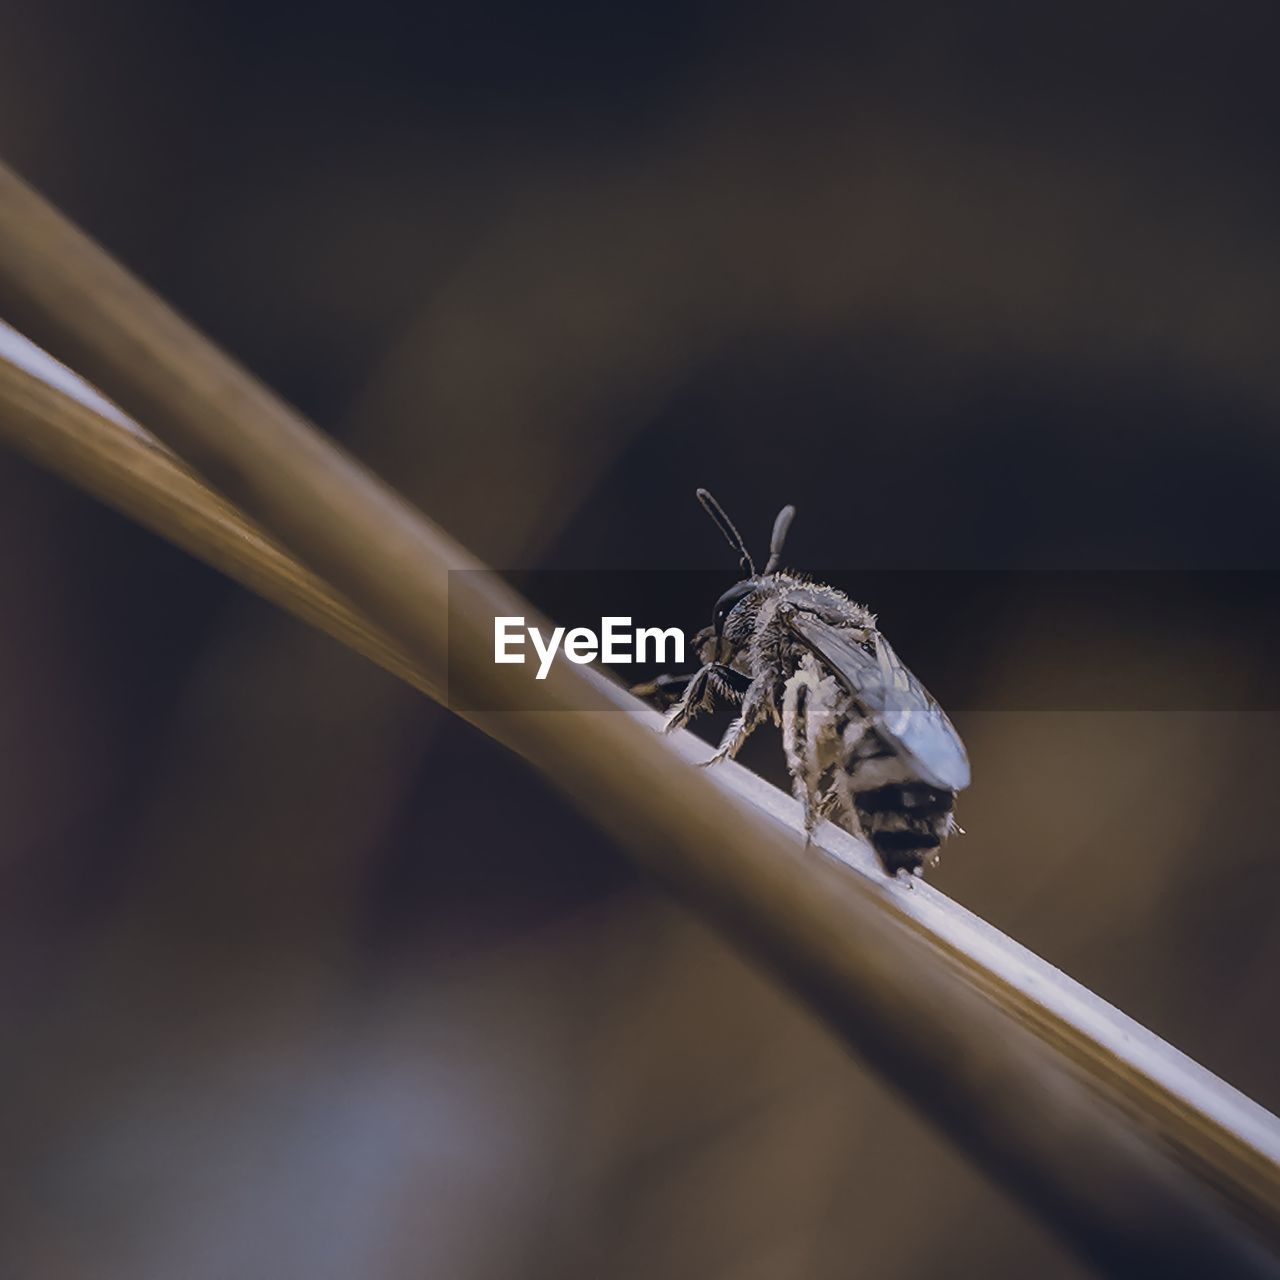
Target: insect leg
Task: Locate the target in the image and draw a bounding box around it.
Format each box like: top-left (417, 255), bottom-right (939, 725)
top-left (782, 669), bottom-right (821, 833)
top-left (659, 663), bottom-right (745, 732)
top-left (661, 665), bottom-right (712, 730)
top-left (782, 659), bottom-right (843, 834)
top-left (629, 671), bottom-right (696, 704)
top-left (700, 674), bottom-right (771, 766)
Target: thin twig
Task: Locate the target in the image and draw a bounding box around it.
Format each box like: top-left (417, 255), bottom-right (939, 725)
top-left (0, 321), bottom-right (435, 700)
top-left (1, 161), bottom-right (1279, 1277)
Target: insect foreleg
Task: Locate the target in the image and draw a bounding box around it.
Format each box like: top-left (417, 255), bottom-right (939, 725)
top-left (700, 674), bottom-right (772, 766)
top-left (660, 663), bottom-right (744, 732)
top-left (629, 671), bottom-right (696, 699)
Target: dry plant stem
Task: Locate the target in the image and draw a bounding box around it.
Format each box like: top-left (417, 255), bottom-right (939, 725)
top-left (0, 323), bottom-right (434, 701)
top-left (1, 164), bottom-right (1279, 1278)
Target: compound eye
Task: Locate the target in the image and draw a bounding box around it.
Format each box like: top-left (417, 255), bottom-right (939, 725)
top-left (712, 582), bottom-right (755, 635)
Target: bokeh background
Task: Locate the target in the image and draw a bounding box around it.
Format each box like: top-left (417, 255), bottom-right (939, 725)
top-left (3, 3), bottom-right (1280, 1276)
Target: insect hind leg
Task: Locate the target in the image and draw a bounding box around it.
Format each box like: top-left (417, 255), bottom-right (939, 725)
top-left (782, 659), bottom-right (846, 836)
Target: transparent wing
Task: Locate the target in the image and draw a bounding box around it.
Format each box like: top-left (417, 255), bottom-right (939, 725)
top-left (786, 612), bottom-right (971, 791)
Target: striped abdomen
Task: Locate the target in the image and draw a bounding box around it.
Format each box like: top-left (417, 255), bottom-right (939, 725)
top-left (853, 779), bottom-right (956, 875)
top-left (837, 725), bottom-right (957, 875)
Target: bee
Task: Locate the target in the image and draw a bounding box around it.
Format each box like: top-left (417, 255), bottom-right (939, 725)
top-left (635, 490), bottom-right (970, 879)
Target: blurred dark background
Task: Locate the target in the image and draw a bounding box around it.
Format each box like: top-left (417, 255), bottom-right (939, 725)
top-left (3, 2), bottom-right (1280, 1276)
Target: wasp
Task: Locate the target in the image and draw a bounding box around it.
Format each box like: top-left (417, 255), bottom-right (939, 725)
top-left (634, 490), bottom-right (970, 878)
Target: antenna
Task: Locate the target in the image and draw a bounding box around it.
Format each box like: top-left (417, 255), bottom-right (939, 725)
top-left (696, 488), bottom-right (756, 576)
top-left (764, 504), bottom-right (796, 574)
